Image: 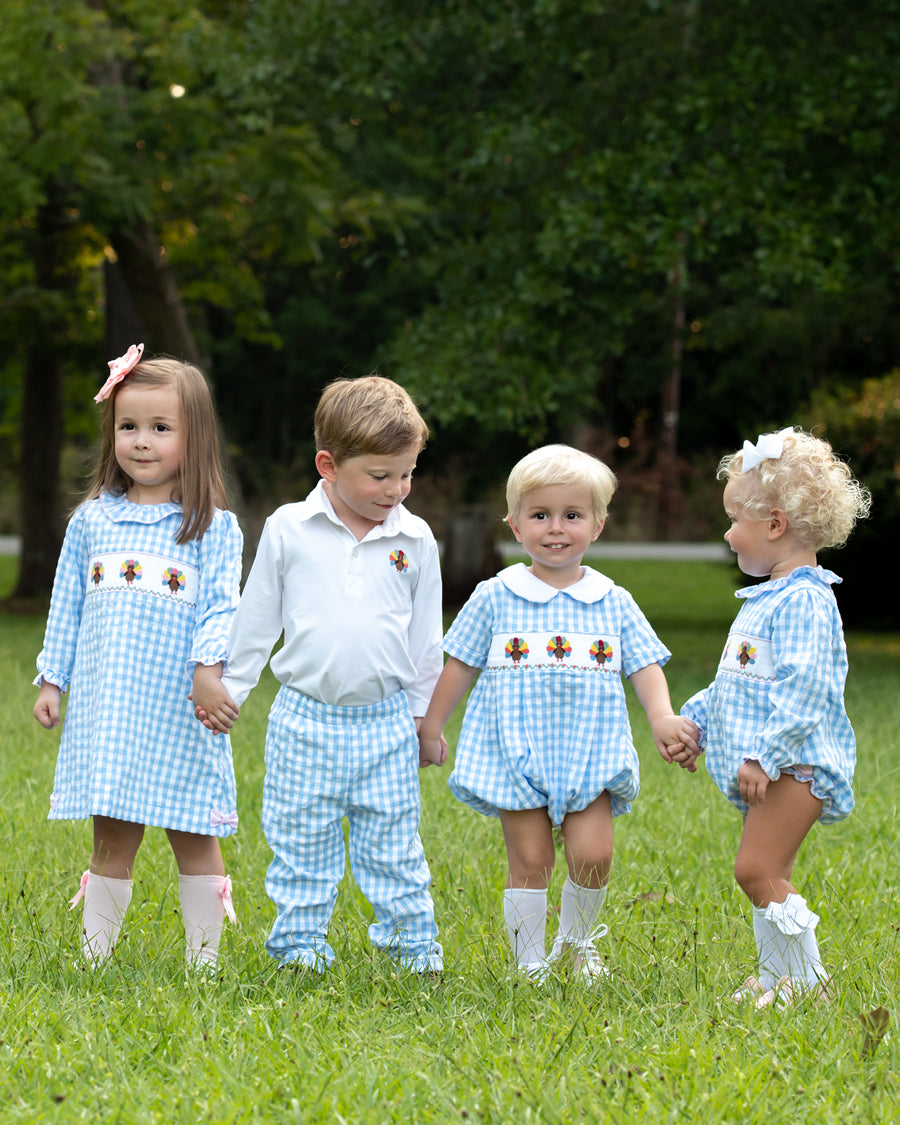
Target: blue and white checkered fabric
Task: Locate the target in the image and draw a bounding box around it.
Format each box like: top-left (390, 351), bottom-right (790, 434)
top-left (36, 493), bottom-right (242, 835)
top-left (444, 569), bottom-right (670, 826)
top-left (681, 566), bottom-right (855, 823)
top-left (262, 687), bottom-right (442, 971)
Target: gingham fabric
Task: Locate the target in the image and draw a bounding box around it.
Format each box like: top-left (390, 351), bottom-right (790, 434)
top-left (681, 566), bottom-right (855, 824)
top-left (444, 564), bottom-right (671, 826)
top-left (261, 687), bottom-right (442, 970)
top-left (36, 493), bottom-right (242, 835)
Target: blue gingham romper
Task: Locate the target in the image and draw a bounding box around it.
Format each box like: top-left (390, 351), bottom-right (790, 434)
top-left (445, 564), bottom-right (671, 826)
top-left (35, 493), bottom-right (242, 835)
top-left (681, 566), bottom-right (855, 824)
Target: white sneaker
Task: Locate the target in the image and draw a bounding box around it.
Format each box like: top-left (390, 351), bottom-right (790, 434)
top-left (731, 975), bottom-right (770, 1003)
top-left (547, 925), bottom-right (610, 983)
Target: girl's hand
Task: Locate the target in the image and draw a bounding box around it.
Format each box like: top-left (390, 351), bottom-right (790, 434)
top-left (738, 759), bottom-right (770, 805)
top-left (416, 723), bottom-right (448, 768)
top-left (190, 663), bottom-right (240, 735)
top-left (650, 714), bottom-right (702, 769)
top-left (33, 681), bottom-right (62, 729)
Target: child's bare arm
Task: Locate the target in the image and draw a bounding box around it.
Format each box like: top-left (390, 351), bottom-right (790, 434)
top-left (417, 656), bottom-right (479, 767)
top-left (629, 663), bottom-right (702, 766)
top-left (33, 680), bottom-right (62, 729)
top-left (190, 663), bottom-right (240, 735)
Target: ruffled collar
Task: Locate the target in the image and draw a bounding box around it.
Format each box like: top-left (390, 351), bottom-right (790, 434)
top-left (498, 562), bottom-right (614, 604)
top-left (737, 564), bottom-right (841, 601)
top-left (98, 490), bottom-right (181, 525)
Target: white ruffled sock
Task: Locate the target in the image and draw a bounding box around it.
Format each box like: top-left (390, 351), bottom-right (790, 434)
top-left (503, 887), bottom-right (547, 970)
top-left (179, 874), bottom-right (236, 968)
top-left (72, 871), bottom-right (133, 966)
top-left (759, 893), bottom-right (825, 988)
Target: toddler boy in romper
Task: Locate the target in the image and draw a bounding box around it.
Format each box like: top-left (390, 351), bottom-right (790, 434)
top-left (208, 376), bottom-right (444, 972)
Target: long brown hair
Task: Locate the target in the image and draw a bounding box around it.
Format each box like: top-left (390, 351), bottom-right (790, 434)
top-left (85, 358), bottom-right (228, 542)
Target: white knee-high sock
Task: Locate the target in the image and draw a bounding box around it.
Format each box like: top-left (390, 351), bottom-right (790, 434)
top-left (759, 893), bottom-right (825, 987)
top-left (558, 877), bottom-right (607, 946)
top-left (71, 871), bottom-right (133, 965)
top-left (752, 905), bottom-right (780, 989)
top-left (179, 874), bottom-right (236, 967)
top-left (503, 888), bottom-right (547, 968)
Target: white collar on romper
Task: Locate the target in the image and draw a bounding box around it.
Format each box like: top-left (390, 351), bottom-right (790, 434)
top-left (497, 562), bottom-right (614, 604)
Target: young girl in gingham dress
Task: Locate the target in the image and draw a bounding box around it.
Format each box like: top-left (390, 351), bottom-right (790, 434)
top-left (418, 445), bottom-right (699, 981)
top-left (33, 345), bottom-right (242, 971)
top-left (679, 427), bottom-right (870, 1008)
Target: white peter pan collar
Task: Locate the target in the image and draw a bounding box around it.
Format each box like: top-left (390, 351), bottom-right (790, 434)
top-left (497, 562), bottom-right (614, 604)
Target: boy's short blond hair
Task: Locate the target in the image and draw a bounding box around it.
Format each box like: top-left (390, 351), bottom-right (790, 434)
top-left (506, 444), bottom-right (618, 524)
top-left (314, 375), bottom-right (429, 463)
top-left (718, 428), bottom-right (871, 551)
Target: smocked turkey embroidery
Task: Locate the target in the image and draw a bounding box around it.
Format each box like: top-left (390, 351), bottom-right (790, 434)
top-left (389, 549), bottom-right (409, 573)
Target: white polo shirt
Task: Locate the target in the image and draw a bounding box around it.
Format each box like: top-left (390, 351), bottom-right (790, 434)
top-left (222, 482), bottom-right (443, 714)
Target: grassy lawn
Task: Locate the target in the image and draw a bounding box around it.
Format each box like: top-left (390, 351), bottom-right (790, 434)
top-left (1, 554), bottom-right (897, 1122)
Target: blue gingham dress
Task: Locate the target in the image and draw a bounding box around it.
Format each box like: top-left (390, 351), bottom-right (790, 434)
top-left (681, 566), bottom-right (855, 824)
top-left (35, 493), bottom-right (242, 835)
top-left (445, 564), bottom-right (671, 825)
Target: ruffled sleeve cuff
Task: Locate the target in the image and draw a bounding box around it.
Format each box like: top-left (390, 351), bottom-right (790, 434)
top-left (33, 668), bottom-right (69, 692)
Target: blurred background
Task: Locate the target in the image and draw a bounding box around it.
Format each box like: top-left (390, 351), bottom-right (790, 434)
top-left (1, 0), bottom-right (897, 623)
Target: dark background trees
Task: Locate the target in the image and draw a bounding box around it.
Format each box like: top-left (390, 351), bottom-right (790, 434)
top-left (2, 0), bottom-right (897, 620)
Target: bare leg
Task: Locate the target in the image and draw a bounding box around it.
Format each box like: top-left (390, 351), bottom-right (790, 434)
top-left (734, 774), bottom-right (821, 907)
top-left (498, 808), bottom-right (555, 972)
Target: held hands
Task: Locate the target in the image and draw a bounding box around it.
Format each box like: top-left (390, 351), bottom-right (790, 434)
top-left (189, 663), bottom-right (240, 735)
top-left (652, 714), bottom-right (703, 772)
top-left (738, 759), bottom-right (770, 805)
top-left (415, 717), bottom-right (448, 768)
top-left (33, 680), bottom-right (62, 729)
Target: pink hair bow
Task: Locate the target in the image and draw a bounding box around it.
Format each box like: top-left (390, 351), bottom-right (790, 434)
top-left (94, 342), bottom-right (145, 403)
top-left (741, 427), bottom-right (794, 472)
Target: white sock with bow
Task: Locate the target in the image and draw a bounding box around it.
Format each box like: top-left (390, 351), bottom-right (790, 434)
top-left (179, 874), bottom-right (236, 968)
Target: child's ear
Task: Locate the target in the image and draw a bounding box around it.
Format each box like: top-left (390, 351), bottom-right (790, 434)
top-left (315, 449), bottom-right (338, 482)
top-left (507, 515), bottom-right (523, 543)
top-left (592, 517), bottom-right (606, 542)
top-left (767, 508), bottom-right (788, 539)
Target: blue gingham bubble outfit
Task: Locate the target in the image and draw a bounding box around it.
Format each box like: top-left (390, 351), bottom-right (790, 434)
top-left (445, 563), bottom-right (671, 826)
top-left (35, 492), bottom-right (242, 835)
top-left (681, 566), bottom-right (855, 824)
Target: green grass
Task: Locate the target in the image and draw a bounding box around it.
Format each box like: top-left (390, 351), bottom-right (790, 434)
top-left (1, 554), bottom-right (898, 1122)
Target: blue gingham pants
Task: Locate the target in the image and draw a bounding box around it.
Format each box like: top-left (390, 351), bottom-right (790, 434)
top-left (262, 687), bottom-right (442, 971)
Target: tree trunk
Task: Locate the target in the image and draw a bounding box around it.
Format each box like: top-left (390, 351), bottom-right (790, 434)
top-left (657, 232), bottom-right (686, 538)
top-left (9, 193), bottom-right (69, 605)
top-left (108, 221), bottom-right (200, 362)
top-left (441, 506), bottom-right (503, 607)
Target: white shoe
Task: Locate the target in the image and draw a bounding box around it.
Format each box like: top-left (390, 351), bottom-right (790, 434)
top-left (731, 975), bottom-right (769, 1003)
top-left (548, 924), bottom-right (610, 983)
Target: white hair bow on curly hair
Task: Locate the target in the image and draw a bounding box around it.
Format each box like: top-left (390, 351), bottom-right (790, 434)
top-left (741, 427), bottom-right (794, 472)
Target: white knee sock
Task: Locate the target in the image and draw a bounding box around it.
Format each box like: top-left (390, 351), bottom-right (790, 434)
top-left (71, 870), bottom-right (133, 965)
top-left (751, 905), bottom-right (779, 989)
top-left (758, 893), bottom-right (825, 987)
top-left (503, 887), bottom-right (547, 969)
top-left (558, 877), bottom-right (607, 946)
top-left (179, 874), bottom-right (236, 968)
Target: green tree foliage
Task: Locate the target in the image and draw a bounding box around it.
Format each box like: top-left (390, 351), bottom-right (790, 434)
top-left (810, 371), bottom-right (900, 627)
